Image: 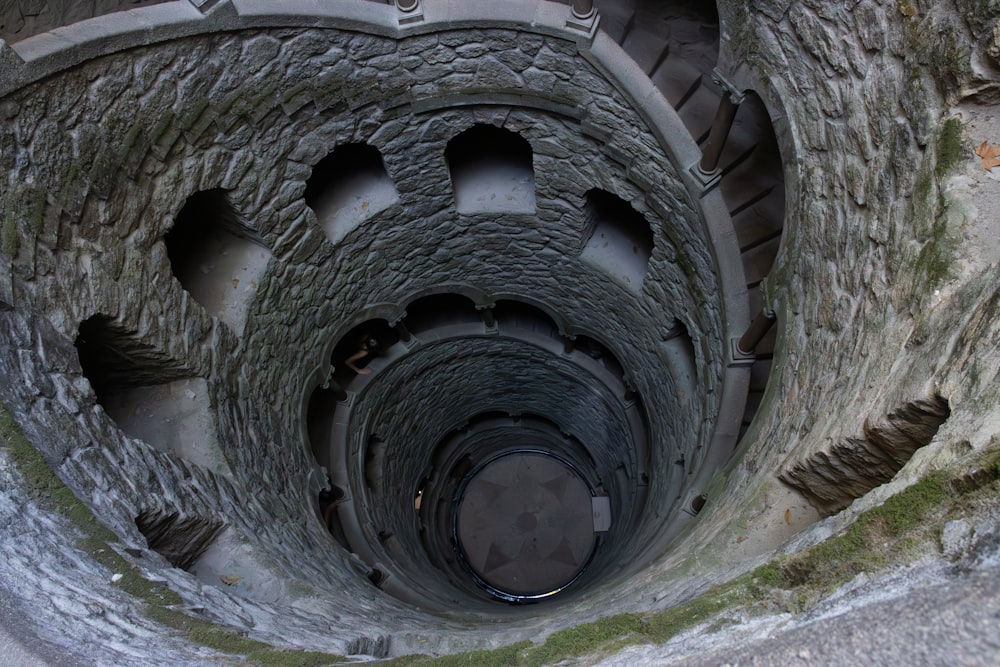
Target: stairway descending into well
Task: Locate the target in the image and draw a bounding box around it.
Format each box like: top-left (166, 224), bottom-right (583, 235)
top-left (596, 0), bottom-right (784, 439)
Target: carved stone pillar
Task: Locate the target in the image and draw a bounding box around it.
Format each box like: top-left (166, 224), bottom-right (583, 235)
top-left (693, 70), bottom-right (746, 185)
top-left (394, 320), bottom-right (412, 343)
top-left (572, 0), bottom-right (595, 20)
top-left (736, 308), bottom-right (777, 356)
top-left (566, 0), bottom-right (599, 36)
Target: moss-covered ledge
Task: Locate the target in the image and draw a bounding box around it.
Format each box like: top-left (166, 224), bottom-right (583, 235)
top-left (0, 405), bottom-right (343, 667)
top-left (383, 443), bottom-right (1000, 666)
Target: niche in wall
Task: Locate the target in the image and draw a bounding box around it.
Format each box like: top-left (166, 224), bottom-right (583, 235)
top-left (306, 383), bottom-right (343, 471)
top-left (305, 143), bottom-right (399, 247)
top-left (165, 188), bottom-right (271, 336)
top-left (188, 527), bottom-right (301, 603)
top-left (402, 293), bottom-right (481, 334)
top-left (779, 395), bottom-right (952, 515)
top-left (580, 189), bottom-right (653, 292)
top-left (446, 124), bottom-right (535, 215)
top-left (135, 507), bottom-right (225, 571)
top-left (75, 315), bottom-right (231, 476)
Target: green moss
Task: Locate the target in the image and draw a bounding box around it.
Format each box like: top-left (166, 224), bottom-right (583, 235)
top-left (1, 407), bottom-right (342, 665)
top-left (642, 589), bottom-right (736, 643)
top-left (748, 560), bottom-right (785, 589)
top-left (675, 251), bottom-right (696, 278)
top-left (862, 472), bottom-right (949, 533)
top-left (386, 585), bottom-right (758, 667)
top-left (1, 183), bottom-right (47, 256)
top-left (935, 118), bottom-right (964, 178)
top-left (525, 614), bottom-right (642, 666)
top-left (394, 642), bottom-right (532, 667)
top-left (761, 470), bottom-right (960, 594)
top-left (5, 406), bottom-right (997, 667)
top-left (2, 209), bottom-right (20, 256)
top-left (912, 114), bottom-right (961, 290)
top-left (915, 205), bottom-right (953, 289)
top-left (388, 448), bottom-right (1000, 666)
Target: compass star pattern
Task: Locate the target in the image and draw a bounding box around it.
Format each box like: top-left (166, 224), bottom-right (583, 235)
top-left (457, 453), bottom-right (596, 596)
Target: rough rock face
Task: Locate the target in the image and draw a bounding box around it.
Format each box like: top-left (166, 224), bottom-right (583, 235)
top-left (779, 395), bottom-right (951, 515)
top-left (0, 0), bottom-right (998, 664)
top-left (0, 0), bottom-right (169, 43)
top-left (703, 0), bottom-right (1000, 537)
top-left (0, 8), bottom-right (734, 657)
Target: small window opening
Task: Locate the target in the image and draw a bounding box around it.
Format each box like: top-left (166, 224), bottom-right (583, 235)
top-left (402, 293), bottom-right (480, 335)
top-left (319, 487), bottom-right (352, 552)
top-left (75, 315), bottom-right (229, 474)
top-left (305, 143), bottom-right (399, 246)
top-left (135, 508), bottom-right (225, 571)
top-left (580, 189), bottom-right (653, 292)
top-left (690, 494), bottom-right (708, 514)
top-left (165, 189), bottom-right (271, 335)
top-left (446, 124), bottom-right (535, 214)
top-left (414, 487), bottom-right (424, 511)
top-left (367, 568), bottom-right (387, 588)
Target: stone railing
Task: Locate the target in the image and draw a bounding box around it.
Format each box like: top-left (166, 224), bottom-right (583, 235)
top-left (0, 0), bottom-right (750, 510)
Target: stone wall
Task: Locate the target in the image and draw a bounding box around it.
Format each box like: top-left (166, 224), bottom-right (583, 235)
top-left (0, 11), bottom-right (744, 656)
top-left (693, 0), bottom-right (1000, 554)
top-left (0, 0), bottom-right (169, 43)
top-left (2, 0), bottom-right (996, 662)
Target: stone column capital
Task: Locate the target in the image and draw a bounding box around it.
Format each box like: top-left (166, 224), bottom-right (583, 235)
top-left (711, 68), bottom-right (747, 105)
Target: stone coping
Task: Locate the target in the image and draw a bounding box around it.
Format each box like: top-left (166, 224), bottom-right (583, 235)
top-left (1, 0), bottom-right (750, 531)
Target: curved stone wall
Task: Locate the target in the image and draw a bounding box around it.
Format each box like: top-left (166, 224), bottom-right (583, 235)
top-left (0, 0), bottom-right (170, 44)
top-left (5, 0), bottom-right (995, 664)
top-left (0, 1), bottom-right (765, 657)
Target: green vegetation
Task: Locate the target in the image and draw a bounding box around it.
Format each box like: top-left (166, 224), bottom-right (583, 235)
top-left (1, 210), bottom-right (19, 256)
top-left (1, 184), bottom-right (46, 257)
top-left (383, 578), bottom-right (773, 667)
top-left (144, 605), bottom-right (341, 666)
top-left (915, 204), bottom-right (953, 289)
top-left (763, 471), bottom-right (950, 596)
top-left (935, 118), bottom-right (964, 178)
top-left (908, 117), bottom-right (965, 291)
top-left (5, 403), bottom-right (998, 667)
top-left (0, 407), bottom-right (343, 666)
top-left (388, 445), bottom-right (1000, 666)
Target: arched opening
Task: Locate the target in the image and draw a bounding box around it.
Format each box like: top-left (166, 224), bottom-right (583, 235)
top-left (305, 143), bottom-right (399, 246)
top-left (327, 319), bottom-right (398, 387)
top-left (74, 315), bottom-right (230, 475)
top-left (445, 124), bottom-right (536, 214)
top-left (580, 189), bottom-right (653, 292)
top-left (721, 91), bottom-right (786, 290)
top-left (402, 293), bottom-right (481, 334)
top-left (492, 300), bottom-right (561, 338)
top-left (164, 188), bottom-right (272, 335)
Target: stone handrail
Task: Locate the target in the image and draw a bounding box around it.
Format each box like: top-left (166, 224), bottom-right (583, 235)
top-left (2, 0), bottom-right (750, 486)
